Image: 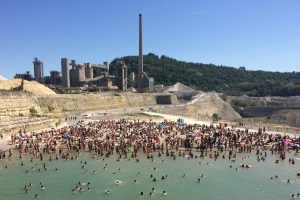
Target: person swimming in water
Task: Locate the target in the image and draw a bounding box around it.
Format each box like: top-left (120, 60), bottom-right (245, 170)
top-left (40, 185), bottom-right (45, 190)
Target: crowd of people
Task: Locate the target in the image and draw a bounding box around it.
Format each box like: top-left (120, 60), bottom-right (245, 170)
top-left (1, 118), bottom-right (299, 161)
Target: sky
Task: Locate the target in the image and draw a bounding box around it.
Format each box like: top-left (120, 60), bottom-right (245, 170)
top-left (0, 0), bottom-right (300, 79)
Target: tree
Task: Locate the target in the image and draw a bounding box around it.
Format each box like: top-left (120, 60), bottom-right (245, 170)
top-left (212, 113), bottom-right (221, 122)
top-left (108, 53), bottom-right (300, 97)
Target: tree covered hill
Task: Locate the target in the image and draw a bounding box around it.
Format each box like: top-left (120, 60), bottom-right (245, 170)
top-left (109, 53), bottom-right (300, 97)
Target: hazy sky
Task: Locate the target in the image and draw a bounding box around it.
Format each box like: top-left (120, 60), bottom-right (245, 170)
top-left (0, 0), bottom-right (299, 79)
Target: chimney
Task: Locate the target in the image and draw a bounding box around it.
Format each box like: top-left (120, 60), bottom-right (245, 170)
top-left (138, 13), bottom-right (143, 79)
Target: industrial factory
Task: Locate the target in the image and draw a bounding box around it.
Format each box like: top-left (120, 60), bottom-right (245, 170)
top-left (15, 14), bottom-right (154, 93)
top-left (61, 58), bottom-right (114, 90)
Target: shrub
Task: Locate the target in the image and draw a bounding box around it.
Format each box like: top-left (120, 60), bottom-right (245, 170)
top-left (48, 106), bottom-right (54, 112)
top-left (29, 107), bottom-right (38, 115)
top-left (212, 113), bottom-right (221, 122)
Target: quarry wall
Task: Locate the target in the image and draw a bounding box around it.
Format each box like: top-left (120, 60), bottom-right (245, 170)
top-left (0, 91), bottom-right (52, 133)
top-left (36, 92), bottom-right (158, 114)
top-left (155, 94), bottom-right (178, 105)
top-left (0, 91), bottom-right (41, 116)
top-left (0, 91), bottom-right (176, 133)
top-left (241, 107), bottom-right (283, 117)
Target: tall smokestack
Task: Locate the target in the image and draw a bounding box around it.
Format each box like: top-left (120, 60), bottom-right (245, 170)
top-left (138, 13), bottom-right (143, 79)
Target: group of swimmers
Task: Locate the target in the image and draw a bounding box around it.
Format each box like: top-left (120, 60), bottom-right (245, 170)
top-left (23, 181), bottom-right (45, 198)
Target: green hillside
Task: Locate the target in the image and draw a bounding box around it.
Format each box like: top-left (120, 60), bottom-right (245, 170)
top-left (109, 53), bottom-right (300, 97)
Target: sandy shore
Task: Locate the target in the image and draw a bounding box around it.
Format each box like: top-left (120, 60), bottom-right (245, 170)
top-left (143, 111), bottom-right (211, 125)
top-left (145, 111), bottom-right (299, 138)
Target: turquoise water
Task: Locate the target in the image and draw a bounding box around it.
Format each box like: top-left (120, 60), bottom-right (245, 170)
top-left (0, 152), bottom-right (299, 200)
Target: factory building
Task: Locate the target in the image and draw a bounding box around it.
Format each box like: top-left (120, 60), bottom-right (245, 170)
top-left (69, 60), bottom-right (86, 87)
top-left (33, 57), bottom-right (43, 82)
top-left (61, 58), bottom-right (70, 87)
top-left (50, 70), bottom-right (61, 85)
top-left (84, 63), bottom-right (93, 79)
top-left (28, 14), bottom-right (154, 93)
top-left (66, 59), bottom-right (114, 90)
top-left (139, 73), bottom-right (154, 92)
top-left (81, 62), bottom-right (114, 89)
top-left (115, 61), bottom-right (128, 91)
top-left (128, 72), bottom-right (135, 87)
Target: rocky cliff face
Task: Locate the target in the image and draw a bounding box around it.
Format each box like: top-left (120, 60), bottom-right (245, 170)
top-left (226, 95), bottom-right (300, 127)
top-left (0, 91), bottom-right (42, 116)
top-left (36, 92), bottom-right (157, 114)
top-left (0, 91), bottom-right (162, 133)
top-left (227, 95), bottom-right (300, 107)
top-left (271, 110), bottom-right (300, 127)
top-left (0, 91), bottom-right (52, 133)
top-left (157, 92), bottom-right (241, 122)
top-left (186, 93), bottom-right (241, 121)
